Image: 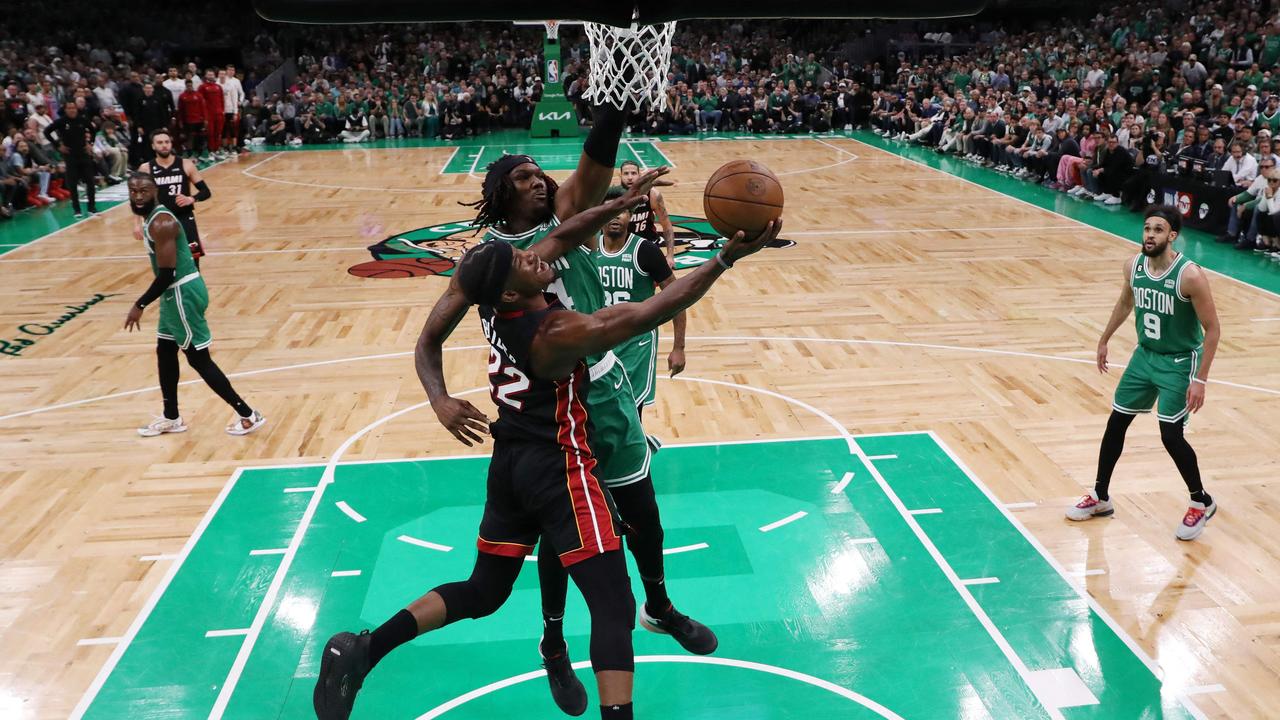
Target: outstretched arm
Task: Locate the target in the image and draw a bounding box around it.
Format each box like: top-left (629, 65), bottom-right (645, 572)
top-left (414, 275), bottom-right (491, 446)
top-left (651, 188), bottom-right (677, 266)
top-left (1097, 257), bottom-right (1136, 373)
top-left (531, 166), bottom-right (670, 262)
top-left (531, 221), bottom-right (782, 379)
top-left (555, 104), bottom-right (628, 221)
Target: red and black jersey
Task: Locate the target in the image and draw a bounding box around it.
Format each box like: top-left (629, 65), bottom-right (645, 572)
top-left (626, 190), bottom-right (660, 243)
top-left (478, 300), bottom-right (593, 453)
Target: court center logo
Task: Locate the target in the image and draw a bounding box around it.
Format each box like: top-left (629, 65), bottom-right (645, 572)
top-left (348, 215), bottom-right (795, 278)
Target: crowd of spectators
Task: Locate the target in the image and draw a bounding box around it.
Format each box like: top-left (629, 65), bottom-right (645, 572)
top-left (3, 0), bottom-right (1280, 260)
top-left (866, 0), bottom-right (1280, 259)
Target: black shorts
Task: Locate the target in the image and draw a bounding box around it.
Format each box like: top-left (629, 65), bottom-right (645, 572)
top-left (477, 438), bottom-right (622, 568)
top-left (177, 213), bottom-right (204, 258)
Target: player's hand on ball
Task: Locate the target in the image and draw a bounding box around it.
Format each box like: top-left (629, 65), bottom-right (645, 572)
top-left (668, 348), bottom-right (686, 378)
top-left (124, 305), bottom-right (143, 332)
top-left (434, 395), bottom-right (491, 446)
top-left (721, 218), bottom-right (783, 265)
top-left (1096, 341), bottom-right (1109, 373)
top-left (1187, 382), bottom-right (1206, 413)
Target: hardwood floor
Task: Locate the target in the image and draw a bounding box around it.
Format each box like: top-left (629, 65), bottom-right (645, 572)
top-left (1, 136), bottom-right (1277, 718)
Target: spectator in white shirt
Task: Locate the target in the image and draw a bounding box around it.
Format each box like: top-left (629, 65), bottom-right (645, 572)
top-left (218, 66), bottom-right (246, 152)
top-left (1224, 141), bottom-right (1259, 188)
top-left (162, 67), bottom-right (186, 106)
top-left (92, 76), bottom-right (117, 112)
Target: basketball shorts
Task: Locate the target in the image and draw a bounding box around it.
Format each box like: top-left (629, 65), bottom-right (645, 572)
top-left (177, 213), bottom-right (204, 258)
top-left (1112, 345), bottom-right (1202, 425)
top-left (157, 274), bottom-right (211, 350)
top-left (477, 437), bottom-right (622, 568)
top-left (616, 329), bottom-right (659, 409)
top-left (586, 352), bottom-right (651, 487)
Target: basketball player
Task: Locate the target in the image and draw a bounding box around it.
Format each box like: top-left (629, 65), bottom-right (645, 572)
top-left (314, 204), bottom-right (779, 720)
top-left (1067, 205), bottom-right (1222, 540)
top-left (417, 104), bottom-right (710, 715)
top-left (122, 174), bottom-right (264, 437)
top-left (618, 159), bottom-right (676, 267)
top-left (594, 185), bottom-right (687, 418)
top-left (137, 129), bottom-right (210, 265)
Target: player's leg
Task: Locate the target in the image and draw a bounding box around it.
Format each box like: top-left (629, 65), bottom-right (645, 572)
top-left (534, 535), bottom-right (587, 715)
top-left (1068, 348), bottom-right (1157, 520)
top-left (610, 477), bottom-right (716, 655)
top-left (138, 338), bottom-right (188, 436)
top-left (315, 441), bottom-right (535, 719)
top-left (1153, 351), bottom-right (1217, 539)
top-left (173, 281), bottom-right (264, 434)
top-left (566, 550), bottom-right (635, 718)
top-left (314, 552), bottom-right (525, 720)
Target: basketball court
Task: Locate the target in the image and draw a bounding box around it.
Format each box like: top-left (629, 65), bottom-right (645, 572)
top-left (3, 7), bottom-right (1280, 714)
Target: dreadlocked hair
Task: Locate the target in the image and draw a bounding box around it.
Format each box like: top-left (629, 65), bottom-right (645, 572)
top-left (459, 171), bottom-right (560, 233)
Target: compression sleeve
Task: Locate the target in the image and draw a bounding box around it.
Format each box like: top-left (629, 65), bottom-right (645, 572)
top-left (193, 180), bottom-right (211, 201)
top-left (583, 104), bottom-right (626, 168)
top-left (636, 239), bottom-right (673, 282)
top-left (135, 267), bottom-right (176, 308)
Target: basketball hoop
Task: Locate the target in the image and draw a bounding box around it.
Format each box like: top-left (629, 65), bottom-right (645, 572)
top-left (582, 19), bottom-right (677, 111)
top-left (543, 20), bottom-right (560, 39)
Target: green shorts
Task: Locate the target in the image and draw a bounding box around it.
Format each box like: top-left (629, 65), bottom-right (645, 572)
top-left (616, 329), bottom-right (659, 408)
top-left (1113, 345), bottom-right (1202, 425)
top-left (586, 352), bottom-right (651, 487)
top-left (157, 275), bottom-right (212, 350)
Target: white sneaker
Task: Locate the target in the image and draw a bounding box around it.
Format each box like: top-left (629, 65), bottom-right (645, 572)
top-left (1066, 491), bottom-right (1114, 521)
top-left (1175, 500), bottom-right (1217, 541)
top-left (139, 415), bottom-right (188, 437)
top-left (1093, 193), bottom-right (1111, 202)
top-left (1067, 186), bottom-right (1085, 196)
top-left (226, 410), bottom-right (266, 436)
top-left (1104, 195), bottom-right (1122, 205)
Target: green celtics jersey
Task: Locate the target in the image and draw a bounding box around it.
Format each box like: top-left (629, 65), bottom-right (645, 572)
top-left (485, 215), bottom-right (609, 362)
top-left (144, 206), bottom-right (198, 279)
top-left (1131, 253), bottom-right (1203, 354)
top-left (593, 233), bottom-right (659, 306)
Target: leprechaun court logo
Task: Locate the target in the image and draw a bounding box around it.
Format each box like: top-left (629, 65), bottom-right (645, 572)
top-left (348, 215), bottom-right (795, 278)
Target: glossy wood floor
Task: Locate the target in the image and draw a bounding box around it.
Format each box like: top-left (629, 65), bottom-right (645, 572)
top-left (1, 137), bottom-right (1278, 719)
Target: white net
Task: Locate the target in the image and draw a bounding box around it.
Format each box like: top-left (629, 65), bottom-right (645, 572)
top-left (582, 21), bottom-right (677, 111)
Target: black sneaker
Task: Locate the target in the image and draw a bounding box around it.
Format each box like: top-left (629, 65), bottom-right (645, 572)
top-left (314, 630), bottom-right (373, 720)
top-left (640, 603), bottom-right (718, 655)
top-left (540, 641), bottom-right (587, 716)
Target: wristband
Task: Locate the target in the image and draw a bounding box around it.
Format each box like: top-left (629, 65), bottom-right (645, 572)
top-left (715, 252), bottom-right (733, 270)
top-left (1190, 378), bottom-right (1206, 385)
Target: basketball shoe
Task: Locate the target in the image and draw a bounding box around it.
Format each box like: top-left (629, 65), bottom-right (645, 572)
top-left (314, 630), bottom-right (372, 720)
top-left (1175, 500), bottom-right (1217, 541)
top-left (1065, 491), bottom-right (1114, 521)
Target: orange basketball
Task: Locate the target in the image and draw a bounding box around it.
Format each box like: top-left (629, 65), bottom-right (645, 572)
top-left (702, 160), bottom-right (784, 240)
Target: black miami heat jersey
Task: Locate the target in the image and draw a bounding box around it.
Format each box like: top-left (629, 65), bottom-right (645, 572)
top-left (150, 157), bottom-right (194, 219)
top-left (626, 190), bottom-right (660, 243)
top-left (478, 300), bottom-right (593, 451)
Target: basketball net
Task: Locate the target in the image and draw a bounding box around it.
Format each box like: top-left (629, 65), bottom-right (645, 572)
top-left (580, 17), bottom-right (677, 111)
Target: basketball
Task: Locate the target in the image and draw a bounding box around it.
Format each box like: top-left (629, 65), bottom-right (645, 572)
top-left (702, 160), bottom-right (785, 240)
